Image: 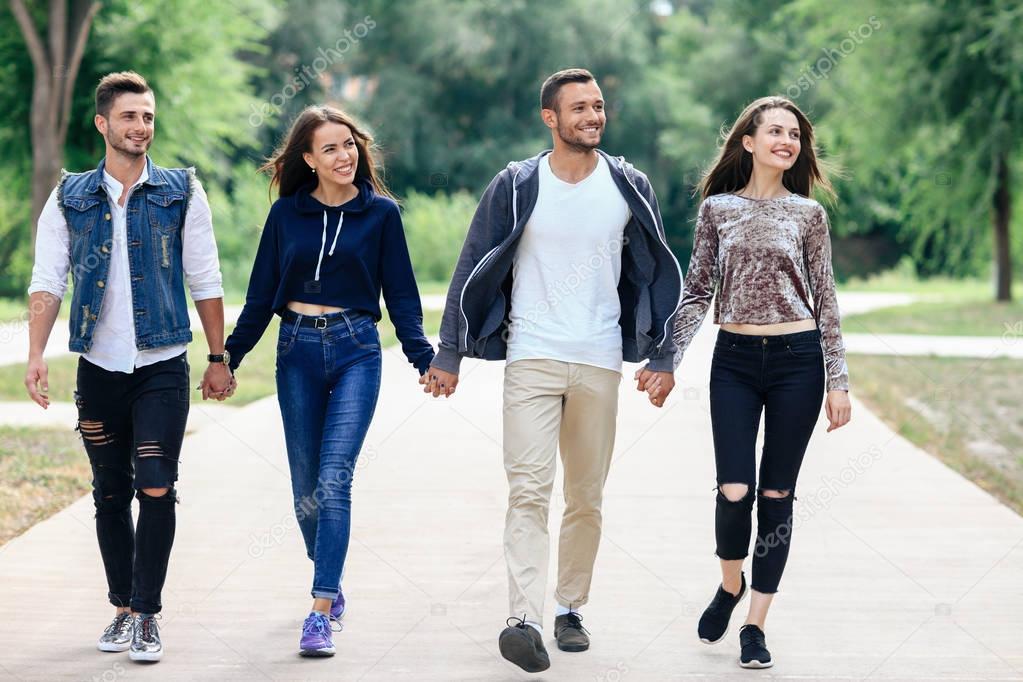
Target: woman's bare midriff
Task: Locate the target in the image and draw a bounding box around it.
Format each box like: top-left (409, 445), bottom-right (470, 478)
top-left (286, 301), bottom-right (346, 316)
top-left (720, 318), bottom-right (817, 336)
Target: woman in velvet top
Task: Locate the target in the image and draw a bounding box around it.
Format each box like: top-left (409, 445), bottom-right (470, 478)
top-left (652, 96), bottom-right (852, 668)
top-left (224, 106), bottom-right (434, 657)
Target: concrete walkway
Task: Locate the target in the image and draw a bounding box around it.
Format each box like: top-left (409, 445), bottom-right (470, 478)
top-left (843, 333), bottom-right (1023, 359)
top-left (0, 319), bottom-right (1021, 681)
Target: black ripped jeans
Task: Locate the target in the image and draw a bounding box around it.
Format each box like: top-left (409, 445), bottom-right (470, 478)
top-left (709, 329), bottom-right (825, 594)
top-left (74, 352), bottom-right (189, 614)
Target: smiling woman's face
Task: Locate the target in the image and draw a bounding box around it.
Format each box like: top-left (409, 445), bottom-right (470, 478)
top-left (743, 107), bottom-right (801, 171)
top-left (303, 122), bottom-right (359, 186)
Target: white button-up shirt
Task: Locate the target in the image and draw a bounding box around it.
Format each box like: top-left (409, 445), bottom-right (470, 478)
top-left (28, 165), bottom-right (224, 373)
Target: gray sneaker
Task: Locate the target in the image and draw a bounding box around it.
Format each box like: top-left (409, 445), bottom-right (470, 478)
top-left (97, 612), bottom-right (133, 652)
top-left (129, 614), bottom-right (163, 663)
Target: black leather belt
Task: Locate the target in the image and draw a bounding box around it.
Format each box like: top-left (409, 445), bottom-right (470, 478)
top-left (281, 310), bottom-right (349, 329)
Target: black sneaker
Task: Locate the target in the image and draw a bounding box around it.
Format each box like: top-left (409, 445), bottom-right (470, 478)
top-left (554, 611), bottom-right (590, 652)
top-left (738, 624), bottom-right (773, 668)
top-left (498, 617), bottom-right (550, 673)
top-left (698, 571), bottom-right (747, 644)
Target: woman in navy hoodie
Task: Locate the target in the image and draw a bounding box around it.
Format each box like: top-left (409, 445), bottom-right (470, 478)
top-left (225, 106), bottom-right (435, 657)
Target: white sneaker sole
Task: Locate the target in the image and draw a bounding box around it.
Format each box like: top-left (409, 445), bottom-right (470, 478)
top-left (97, 641), bottom-right (130, 652)
top-left (739, 658), bottom-right (773, 668)
top-left (699, 585), bottom-right (749, 645)
top-left (129, 649), bottom-right (162, 662)
top-left (299, 646), bottom-right (336, 657)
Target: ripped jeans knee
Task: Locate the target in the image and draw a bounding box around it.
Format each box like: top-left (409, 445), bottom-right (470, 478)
top-left (714, 483), bottom-right (755, 560)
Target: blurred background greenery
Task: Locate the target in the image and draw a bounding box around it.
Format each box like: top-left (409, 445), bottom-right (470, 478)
top-left (2, 0), bottom-right (1021, 302)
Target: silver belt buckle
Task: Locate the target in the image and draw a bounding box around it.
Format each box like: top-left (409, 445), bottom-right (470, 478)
top-left (314, 316), bottom-right (328, 329)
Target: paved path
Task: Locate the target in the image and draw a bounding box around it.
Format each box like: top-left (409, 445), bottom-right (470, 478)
top-left (0, 319), bottom-right (1021, 681)
top-left (843, 332), bottom-right (1023, 359)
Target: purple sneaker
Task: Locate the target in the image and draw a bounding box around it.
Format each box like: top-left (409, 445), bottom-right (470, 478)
top-left (330, 588), bottom-right (346, 622)
top-left (299, 612), bottom-right (335, 657)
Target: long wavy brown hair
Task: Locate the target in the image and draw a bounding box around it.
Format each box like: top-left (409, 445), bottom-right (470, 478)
top-left (698, 96), bottom-right (835, 201)
top-left (260, 105), bottom-right (395, 200)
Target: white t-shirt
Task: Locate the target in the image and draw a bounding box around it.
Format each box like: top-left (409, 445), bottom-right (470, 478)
top-left (506, 154), bottom-right (631, 372)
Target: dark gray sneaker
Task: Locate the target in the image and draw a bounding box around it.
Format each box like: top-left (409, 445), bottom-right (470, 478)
top-left (699, 571), bottom-right (747, 644)
top-left (97, 612), bottom-right (133, 652)
top-left (498, 617), bottom-right (550, 673)
top-left (738, 624), bottom-right (773, 668)
top-left (554, 612), bottom-right (590, 652)
top-left (129, 613), bottom-right (163, 663)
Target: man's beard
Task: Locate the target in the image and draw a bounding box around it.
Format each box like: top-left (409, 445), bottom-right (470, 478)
top-left (107, 129), bottom-right (150, 158)
top-left (555, 121), bottom-right (601, 153)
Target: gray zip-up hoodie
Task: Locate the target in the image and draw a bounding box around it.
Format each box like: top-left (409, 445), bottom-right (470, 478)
top-left (432, 149), bottom-right (682, 374)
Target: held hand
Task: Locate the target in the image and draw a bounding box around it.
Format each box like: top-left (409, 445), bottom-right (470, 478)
top-left (421, 366), bottom-right (459, 398)
top-left (201, 364), bottom-right (235, 401)
top-left (825, 390), bottom-right (851, 432)
top-left (24, 356), bottom-right (50, 409)
top-left (634, 367), bottom-right (675, 408)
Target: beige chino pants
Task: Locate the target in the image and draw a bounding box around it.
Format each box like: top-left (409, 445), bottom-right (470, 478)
top-left (502, 358), bottom-right (621, 625)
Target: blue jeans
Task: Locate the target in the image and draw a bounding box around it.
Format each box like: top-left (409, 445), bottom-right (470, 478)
top-left (275, 309), bottom-right (382, 599)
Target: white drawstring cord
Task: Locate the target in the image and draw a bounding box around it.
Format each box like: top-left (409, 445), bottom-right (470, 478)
top-left (328, 213), bottom-right (343, 255)
top-left (314, 210), bottom-right (328, 282)
top-left (314, 210), bottom-right (344, 282)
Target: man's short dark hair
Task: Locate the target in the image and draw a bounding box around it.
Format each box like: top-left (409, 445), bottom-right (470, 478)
top-left (95, 71), bottom-right (152, 118)
top-left (540, 68), bottom-right (595, 111)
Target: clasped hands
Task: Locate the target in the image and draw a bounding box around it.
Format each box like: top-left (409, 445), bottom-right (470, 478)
top-left (419, 365), bottom-right (675, 408)
top-left (198, 363), bottom-right (237, 401)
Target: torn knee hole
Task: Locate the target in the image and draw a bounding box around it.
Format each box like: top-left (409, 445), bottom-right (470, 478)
top-left (137, 487), bottom-right (177, 503)
top-left (719, 483), bottom-right (751, 503)
top-left (136, 441), bottom-right (164, 458)
top-left (760, 489), bottom-right (791, 499)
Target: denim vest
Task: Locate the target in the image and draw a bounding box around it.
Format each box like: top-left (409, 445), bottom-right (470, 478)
top-left (58, 157), bottom-right (195, 353)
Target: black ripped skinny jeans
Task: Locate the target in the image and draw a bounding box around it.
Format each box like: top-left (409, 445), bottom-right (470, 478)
top-left (74, 352), bottom-right (189, 614)
top-left (709, 329), bottom-right (825, 594)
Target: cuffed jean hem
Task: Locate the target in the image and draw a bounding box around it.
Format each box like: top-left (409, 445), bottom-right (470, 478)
top-left (108, 593), bottom-right (131, 608)
top-left (312, 588), bottom-right (340, 600)
top-left (129, 599), bottom-right (162, 614)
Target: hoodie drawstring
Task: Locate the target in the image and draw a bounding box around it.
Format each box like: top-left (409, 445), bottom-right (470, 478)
top-left (314, 210), bottom-right (343, 282)
top-left (329, 212), bottom-right (343, 256)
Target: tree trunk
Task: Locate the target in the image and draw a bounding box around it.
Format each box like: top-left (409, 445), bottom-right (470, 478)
top-left (993, 152), bottom-right (1012, 302)
top-left (11, 0), bottom-right (101, 247)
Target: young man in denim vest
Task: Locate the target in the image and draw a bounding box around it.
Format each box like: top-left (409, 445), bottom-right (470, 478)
top-left (424, 68), bottom-right (682, 673)
top-left (24, 71), bottom-right (233, 663)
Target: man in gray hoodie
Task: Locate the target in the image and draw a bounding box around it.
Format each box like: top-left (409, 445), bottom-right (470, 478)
top-left (423, 68), bottom-right (681, 673)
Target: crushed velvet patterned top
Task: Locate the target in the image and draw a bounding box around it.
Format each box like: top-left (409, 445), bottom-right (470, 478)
top-left (671, 193), bottom-right (849, 391)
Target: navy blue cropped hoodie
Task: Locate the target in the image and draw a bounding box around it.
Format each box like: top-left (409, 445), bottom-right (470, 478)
top-left (225, 179), bottom-right (435, 374)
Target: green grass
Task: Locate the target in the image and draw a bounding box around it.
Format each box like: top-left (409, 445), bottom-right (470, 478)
top-left (0, 425), bottom-right (92, 544)
top-left (0, 309), bottom-right (443, 406)
top-left (840, 260), bottom-right (1019, 299)
top-left (844, 299), bottom-right (1023, 337)
top-left (850, 353), bottom-right (1023, 515)
top-left (0, 297), bottom-right (28, 322)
